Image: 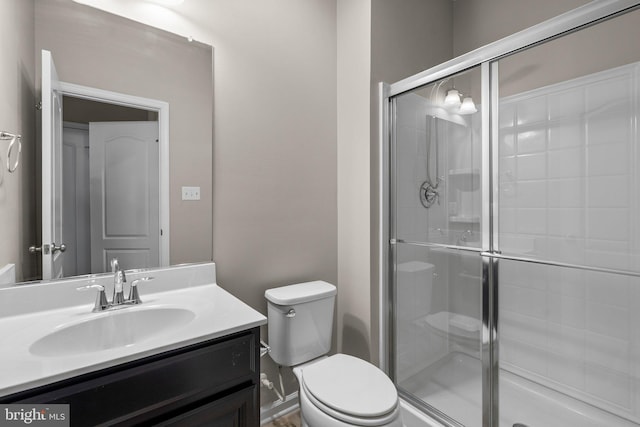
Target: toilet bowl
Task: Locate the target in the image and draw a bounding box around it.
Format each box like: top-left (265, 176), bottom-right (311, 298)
top-left (265, 281), bottom-right (402, 427)
top-left (293, 354), bottom-right (402, 427)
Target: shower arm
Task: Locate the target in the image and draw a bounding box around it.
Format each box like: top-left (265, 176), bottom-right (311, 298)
top-left (425, 115), bottom-right (442, 189)
top-left (426, 79), bottom-right (450, 188)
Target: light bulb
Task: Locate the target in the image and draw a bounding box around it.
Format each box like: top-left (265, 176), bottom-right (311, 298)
top-left (444, 89), bottom-right (461, 108)
top-left (459, 97), bottom-right (477, 114)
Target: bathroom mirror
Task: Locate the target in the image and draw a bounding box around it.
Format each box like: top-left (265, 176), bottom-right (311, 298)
top-left (0, 0), bottom-right (213, 285)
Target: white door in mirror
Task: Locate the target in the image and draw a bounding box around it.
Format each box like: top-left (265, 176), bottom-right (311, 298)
top-left (41, 50), bottom-right (65, 280)
top-left (89, 122), bottom-right (160, 273)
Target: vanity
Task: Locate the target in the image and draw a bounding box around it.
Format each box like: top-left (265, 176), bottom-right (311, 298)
top-left (0, 263), bottom-right (267, 426)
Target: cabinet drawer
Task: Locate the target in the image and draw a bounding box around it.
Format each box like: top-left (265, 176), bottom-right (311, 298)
top-left (157, 385), bottom-right (258, 427)
top-left (6, 331), bottom-right (258, 426)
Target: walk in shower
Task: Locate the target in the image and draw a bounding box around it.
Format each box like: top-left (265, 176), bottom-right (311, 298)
top-left (381, 2), bottom-right (640, 426)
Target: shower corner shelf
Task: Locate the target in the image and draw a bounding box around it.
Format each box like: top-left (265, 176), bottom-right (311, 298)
top-left (448, 168), bottom-right (480, 177)
top-left (449, 215), bottom-right (480, 223)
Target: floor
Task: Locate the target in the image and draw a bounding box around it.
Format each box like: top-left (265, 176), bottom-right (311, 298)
top-left (401, 352), bottom-right (638, 427)
top-left (262, 409), bottom-right (301, 427)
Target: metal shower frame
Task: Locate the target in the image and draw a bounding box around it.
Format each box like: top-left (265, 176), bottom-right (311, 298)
top-left (378, 1), bottom-right (640, 426)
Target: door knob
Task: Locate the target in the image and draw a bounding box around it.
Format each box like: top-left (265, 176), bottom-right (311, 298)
top-left (28, 245), bottom-right (42, 254)
top-left (51, 243), bottom-right (67, 254)
top-left (29, 243), bottom-right (66, 255)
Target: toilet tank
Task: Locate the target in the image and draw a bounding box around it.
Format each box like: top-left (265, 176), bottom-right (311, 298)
top-left (265, 281), bottom-right (337, 367)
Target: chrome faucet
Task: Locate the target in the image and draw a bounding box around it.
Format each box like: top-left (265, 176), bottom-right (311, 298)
top-left (76, 258), bottom-right (154, 312)
top-left (111, 258), bottom-right (127, 305)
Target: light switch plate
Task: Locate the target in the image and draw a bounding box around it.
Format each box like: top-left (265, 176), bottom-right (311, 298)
top-left (181, 186), bottom-right (201, 201)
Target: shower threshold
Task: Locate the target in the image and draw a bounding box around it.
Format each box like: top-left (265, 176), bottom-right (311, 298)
top-left (400, 352), bottom-right (637, 427)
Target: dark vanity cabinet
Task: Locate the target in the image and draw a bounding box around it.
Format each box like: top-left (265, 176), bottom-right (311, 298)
top-left (0, 328), bottom-right (260, 426)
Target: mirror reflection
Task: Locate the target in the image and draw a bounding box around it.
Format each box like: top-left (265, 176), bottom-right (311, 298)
top-left (61, 97), bottom-right (160, 278)
top-left (0, 0), bottom-right (213, 285)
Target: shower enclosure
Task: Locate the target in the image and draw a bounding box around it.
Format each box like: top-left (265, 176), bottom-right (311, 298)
top-left (380, 2), bottom-right (640, 426)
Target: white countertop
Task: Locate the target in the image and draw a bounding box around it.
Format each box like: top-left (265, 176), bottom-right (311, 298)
top-left (0, 263), bottom-right (266, 397)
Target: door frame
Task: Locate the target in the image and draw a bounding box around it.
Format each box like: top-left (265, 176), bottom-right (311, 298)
top-left (59, 82), bottom-right (170, 267)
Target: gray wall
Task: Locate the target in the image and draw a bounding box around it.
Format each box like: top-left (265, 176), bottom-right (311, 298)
top-left (452, 0), bottom-right (591, 57)
top-left (207, 0), bottom-right (338, 405)
top-left (29, 0), bottom-right (339, 408)
top-left (0, 0), bottom-right (37, 282)
top-left (336, 0), bottom-right (372, 364)
top-left (35, 0), bottom-right (213, 266)
top-left (474, 5), bottom-right (640, 97)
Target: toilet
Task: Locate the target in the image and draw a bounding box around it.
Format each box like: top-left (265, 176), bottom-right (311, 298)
top-left (265, 281), bottom-right (402, 427)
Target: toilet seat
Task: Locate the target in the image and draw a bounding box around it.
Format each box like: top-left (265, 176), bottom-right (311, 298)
top-left (300, 354), bottom-right (400, 426)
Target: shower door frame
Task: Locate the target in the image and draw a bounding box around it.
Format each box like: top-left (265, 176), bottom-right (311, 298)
top-left (378, 1), bottom-right (640, 426)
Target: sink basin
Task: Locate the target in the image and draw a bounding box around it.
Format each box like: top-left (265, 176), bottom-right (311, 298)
top-left (30, 307), bottom-right (195, 357)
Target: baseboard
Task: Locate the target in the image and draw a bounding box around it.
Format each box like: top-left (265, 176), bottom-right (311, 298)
top-left (260, 392), bottom-right (299, 425)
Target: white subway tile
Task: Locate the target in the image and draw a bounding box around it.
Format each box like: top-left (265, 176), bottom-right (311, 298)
top-left (586, 302), bottom-right (629, 340)
top-left (547, 323), bottom-right (586, 358)
top-left (516, 180), bottom-right (547, 208)
top-left (585, 331), bottom-right (631, 375)
top-left (547, 178), bottom-right (584, 208)
top-left (499, 208), bottom-right (517, 233)
top-left (547, 267), bottom-right (586, 298)
top-left (517, 129), bottom-right (547, 154)
top-left (587, 142), bottom-right (629, 176)
top-left (516, 208), bottom-right (547, 235)
top-left (586, 76), bottom-right (630, 113)
top-left (547, 208), bottom-right (584, 238)
top-left (587, 113), bottom-right (630, 146)
top-left (584, 249), bottom-right (630, 271)
top-left (586, 271), bottom-right (630, 307)
top-left (517, 96), bottom-right (547, 125)
top-left (549, 88), bottom-right (584, 120)
top-left (500, 234), bottom-right (540, 255)
top-left (501, 284), bottom-right (548, 319)
top-left (501, 311), bottom-right (548, 349)
top-left (548, 295), bottom-right (586, 329)
top-left (546, 236), bottom-right (585, 265)
top-left (516, 153), bottom-right (547, 181)
top-left (549, 120), bottom-right (582, 150)
top-left (587, 175), bottom-right (628, 208)
top-left (586, 208), bottom-right (629, 241)
top-left (548, 147), bottom-right (583, 178)
top-left (499, 131), bottom-right (516, 157)
top-left (499, 103), bottom-right (515, 128)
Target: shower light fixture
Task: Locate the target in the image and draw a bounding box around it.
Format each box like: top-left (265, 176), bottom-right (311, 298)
top-left (444, 89), bottom-right (462, 108)
top-left (443, 88), bottom-right (477, 115)
top-left (459, 97), bottom-right (478, 114)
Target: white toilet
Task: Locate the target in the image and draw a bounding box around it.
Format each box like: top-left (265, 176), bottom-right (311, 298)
top-left (265, 281), bottom-right (402, 427)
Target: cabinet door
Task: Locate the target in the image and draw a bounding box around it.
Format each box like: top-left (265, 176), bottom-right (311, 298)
top-left (2, 330), bottom-right (259, 426)
top-left (157, 386), bottom-right (258, 427)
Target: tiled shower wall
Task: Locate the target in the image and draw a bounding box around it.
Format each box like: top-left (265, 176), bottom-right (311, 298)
top-left (498, 62), bottom-right (640, 421)
top-left (395, 62), bottom-right (640, 422)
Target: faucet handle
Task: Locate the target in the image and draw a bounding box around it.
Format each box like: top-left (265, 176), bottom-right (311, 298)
top-left (128, 277), bottom-right (154, 304)
top-left (77, 281), bottom-right (109, 312)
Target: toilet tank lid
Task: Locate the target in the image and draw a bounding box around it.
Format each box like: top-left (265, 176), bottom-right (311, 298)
top-left (265, 281), bottom-right (336, 305)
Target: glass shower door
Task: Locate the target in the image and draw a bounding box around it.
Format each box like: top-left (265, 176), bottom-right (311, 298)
top-left (494, 8), bottom-right (640, 427)
top-left (392, 66), bottom-right (485, 427)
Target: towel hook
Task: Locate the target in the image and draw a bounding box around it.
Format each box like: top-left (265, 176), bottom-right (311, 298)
top-left (0, 131), bottom-right (22, 173)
